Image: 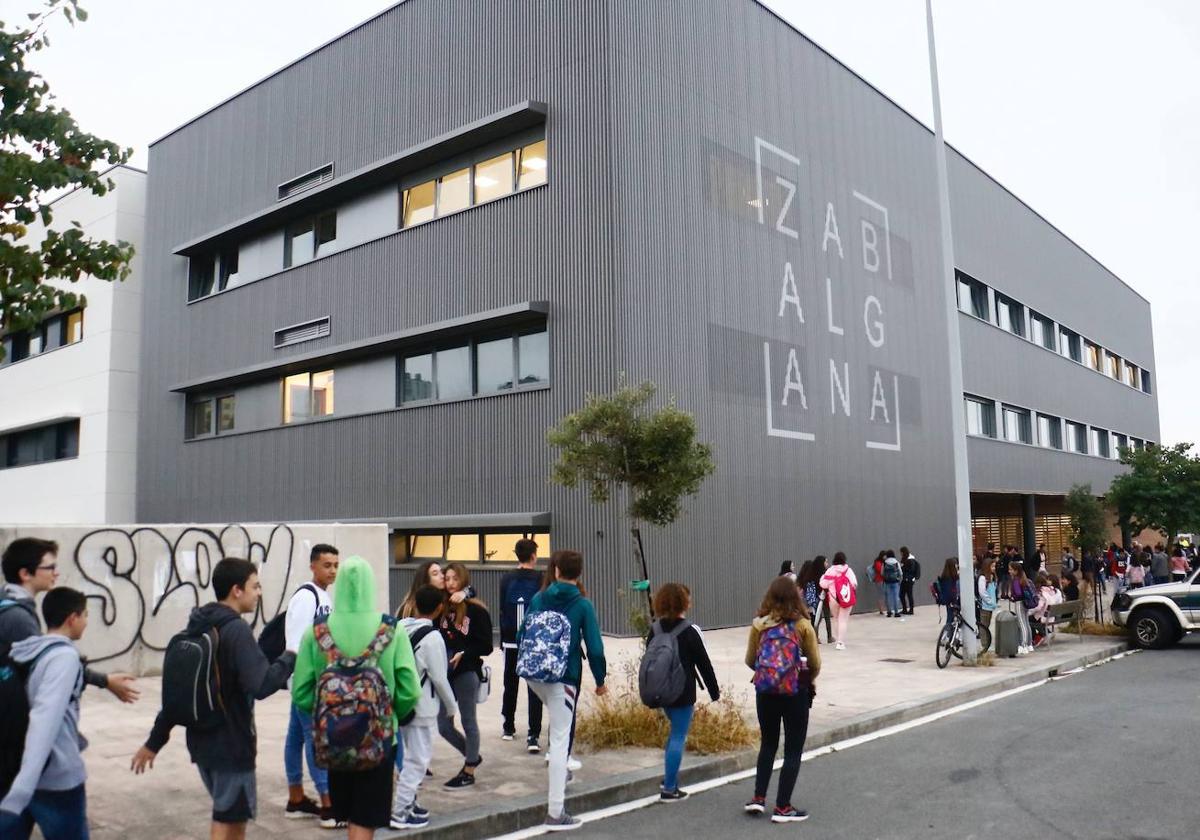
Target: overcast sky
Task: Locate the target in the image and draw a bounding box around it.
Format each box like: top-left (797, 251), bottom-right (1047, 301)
top-left (24, 0), bottom-right (1200, 444)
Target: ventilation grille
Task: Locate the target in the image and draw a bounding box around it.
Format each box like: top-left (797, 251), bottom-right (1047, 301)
top-left (278, 164), bottom-right (334, 200)
top-left (274, 317), bottom-right (330, 348)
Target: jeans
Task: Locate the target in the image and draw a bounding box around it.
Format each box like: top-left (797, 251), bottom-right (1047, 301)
top-left (754, 692), bottom-right (811, 808)
top-left (899, 581), bottom-right (915, 613)
top-left (0, 785), bottom-right (89, 840)
top-left (501, 645), bottom-right (543, 738)
top-left (884, 582), bottom-right (901, 614)
top-left (438, 670), bottom-right (481, 764)
top-left (529, 680), bottom-right (578, 819)
top-left (662, 705), bottom-right (695, 791)
top-left (284, 704), bottom-right (329, 795)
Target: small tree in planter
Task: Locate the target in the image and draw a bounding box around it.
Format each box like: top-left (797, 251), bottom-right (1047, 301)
top-left (1064, 483), bottom-right (1111, 622)
top-left (547, 380), bottom-right (715, 632)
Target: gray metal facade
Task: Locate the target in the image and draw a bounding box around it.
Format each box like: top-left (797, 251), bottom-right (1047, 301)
top-left (137, 0), bottom-right (1158, 631)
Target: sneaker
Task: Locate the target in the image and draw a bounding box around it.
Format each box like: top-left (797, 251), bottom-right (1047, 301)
top-left (390, 810), bottom-right (430, 830)
top-left (318, 808), bottom-right (347, 830)
top-left (898, 617), bottom-right (906, 623)
top-left (566, 770), bottom-right (575, 785)
top-left (285, 797), bottom-right (321, 819)
top-left (544, 811), bottom-right (583, 831)
top-left (835, 641), bottom-right (846, 650)
top-left (527, 737), bottom-right (541, 754)
top-left (660, 787), bottom-right (689, 802)
top-left (544, 754), bottom-right (582, 771)
top-left (744, 796), bottom-right (766, 814)
top-left (771, 805), bottom-right (809, 823)
top-left (444, 770), bottom-right (476, 788)
top-left (410, 801), bottom-right (429, 818)
top-left (502, 730), bottom-right (515, 741)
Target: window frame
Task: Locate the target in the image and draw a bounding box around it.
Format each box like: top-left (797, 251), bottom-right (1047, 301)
top-left (1001, 404), bottom-right (1033, 444)
top-left (1029, 311), bottom-right (1056, 351)
top-left (281, 369), bottom-right (336, 424)
top-left (964, 395), bottom-right (997, 438)
top-left (1036, 413), bottom-right (1063, 450)
top-left (392, 529), bottom-right (552, 566)
top-left (397, 324), bottom-right (550, 407)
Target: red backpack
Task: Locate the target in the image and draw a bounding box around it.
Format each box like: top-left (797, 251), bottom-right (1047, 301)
top-left (831, 569), bottom-right (856, 608)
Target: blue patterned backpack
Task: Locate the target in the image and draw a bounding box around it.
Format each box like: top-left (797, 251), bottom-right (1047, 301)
top-left (516, 610), bottom-right (572, 683)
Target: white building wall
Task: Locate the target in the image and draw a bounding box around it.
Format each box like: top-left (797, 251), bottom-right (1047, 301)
top-left (0, 166), bottom-right (146, 524)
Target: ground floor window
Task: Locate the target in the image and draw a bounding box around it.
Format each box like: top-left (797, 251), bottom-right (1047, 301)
top-left (391, 530), bottom-right (551, 565)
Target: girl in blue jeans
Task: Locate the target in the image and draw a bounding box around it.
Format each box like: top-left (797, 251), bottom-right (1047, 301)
top-left (648, 583), bottom-right (720, 802)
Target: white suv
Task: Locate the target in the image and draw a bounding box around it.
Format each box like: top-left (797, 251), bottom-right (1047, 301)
top-left (1111, 566), bottom-right (1200, 649)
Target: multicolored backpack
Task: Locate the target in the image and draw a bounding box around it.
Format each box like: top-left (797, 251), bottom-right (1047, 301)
top-left (312, 615), bottom-right (395, 771)
top-left (516, 610), bottom-right (572, 683)
top-left (753, 621), bottom-right (808, 695)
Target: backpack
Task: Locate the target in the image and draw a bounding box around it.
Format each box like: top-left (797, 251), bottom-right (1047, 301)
top-left (638, 619), bottom-right (692, 708)
top-left (1021, 581), bottom-right (1040, 610)
top-left (258, 583), bottom-right (319, 662)
top-left (831, 569), bottom-right (856, 608)
top-left (503, 573), bottom-right (542, 635)
top-left (397, 624), bottom-right (437, 727)
top-left (516, 610), bottom-right (572, 683)
top-left (882, 558), bottom-right (902, 583)
top-left (753, 622), bottom-right (809, 695)
top-left (312, 615), bottom-right (396, 771)
top-left (0, 604), bottom-right (57, 796)
top-left (161, 616), bottom-right (234, 729)
top-left (930, 581), bottom-right (943, 606)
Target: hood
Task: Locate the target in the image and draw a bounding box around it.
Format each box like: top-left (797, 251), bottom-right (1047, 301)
top-left (400, 616), bottom-right (432, 632)
top-left (752, 615), bottom-right (782, 631)
top-left (10, 633), bottom-right (73, 664)
top-left (540, 581), bottom-right (583, 609)
top-left (332, 556), bottom-right (377, 614)
top-left (1, 582), bottom-right (35, 606)
top-left (185, 602), bottom-right (239, 634)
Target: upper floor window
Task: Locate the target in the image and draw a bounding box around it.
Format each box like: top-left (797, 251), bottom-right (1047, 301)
top-left (1059, 327), bottom-right (1082, 363)
top-left (401, 137), bottom-right (548, 230)
top-left (1066, 421), bottom-right (1088, 454)
top-left (1104, 351), bottom-right (1121, 380)
top-left (1123, 360), bottom-right (1139, 389)
top-left (189, 249), bottom-right (240, 300)
top-left (284, 211), bottom-right (337, 268)
top-left (0, 419), bottom-right (79, 470)
top-left (1, 308), bottom-right (85, 365)
top-left (1029, 311), bottom-right (1056, 351)
top-left (1001, 405), bottom-right (1032, 444)
top-left (1084, 340), bottom-right (1101, 371)
top-left (956, 272), bottom-right (988, 320)
top-left (994, 294), bottom-right (1025, 338)
top-left (1141, 370), bottom-right (1152, 394)
top-left (1036, 413), bottom-right (1062, 449)
top-left (399, 324), bottom-right (549, 406)
top-left (282, 369), bottom-right (334, 423)
top-left (1112, 432), bottom-right (1128, 458)
top-left (964, 395), bottom-right (996, 438)
top-left (1090, 427), bottom-right (1111, 458)
top-left (186, 394), bottom-right (237, 439)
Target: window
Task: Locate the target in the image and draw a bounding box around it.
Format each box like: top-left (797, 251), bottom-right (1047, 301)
top-left (1090, 427), bottom-right (1111, 458)
top-left (437, 167), bottom-right (471, 216)
top-left (1123, 361), bottom-right (1138, 389)
top-left (1036, 413), bottom-right (1062, 449)
top-left (517, 139), bottom-right (548, 189)
top-left (1029, 312), bottom-right (1056, 351)
top-left (0, 419), bottom-right (79, 470)
top-left (994, 294), bottom-right (1025, 338)
top-left (217, 395), bottom-right (236, 433)
top-left (284, 211), bottom-right (336, 268)
top-left (188, 250), bottom-right (239, 300)
top-left (1104, 351), bottom-right (1121, 380)
top-left (65, 310), bottom-right (83, 345)
top-left (1002, 405), bottom-right (1032, 444)
top-left (956, 272), bottom-right (988, 320)
top-left (282, 369), bottom-right (334, 423)
top-left (1141, 370), bottom-right (1152, 394)
top-left (483, 532), bottom-right (551, 562)
top-left (399, 325), bottom-right (549, 406)
top-left (474, 152), bottom-right (515, 204)
top-left (402, 180), bottom-right (436, 227)
top-left (445, 533), bottom-right (479, 562)
top-left (1130, 437), bottom-right (1144, 452)
top-left (409, 535), bottom-right (443, 560)
top-left (187, 399), bottom-right (214, 439)
top-left (1066, 421), bottom-right (1088, 454)
top-left (396, 530), bottom-right (552, 565)
top-left (41, 316), bottom-right (64, 352)
top-left (964, 396), bottom-right (996, 438)
top-left (1112, 432), bottom-right (1127, 458)
top-left (1084, 341), bottom-right (1101, 371)
top-left (1060, 328), bottom-right (1082, 363)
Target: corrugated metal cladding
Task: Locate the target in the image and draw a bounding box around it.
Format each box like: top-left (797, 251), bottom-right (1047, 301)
top-left (139, 0), bottom-right (1157, 632)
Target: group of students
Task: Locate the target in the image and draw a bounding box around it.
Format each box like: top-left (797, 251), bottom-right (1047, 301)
top-left (1102, 541), bottom-right (1197, 589)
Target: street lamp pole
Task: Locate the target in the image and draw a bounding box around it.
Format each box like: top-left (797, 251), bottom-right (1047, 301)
top-left (925, 0), bottom-right (978, 663)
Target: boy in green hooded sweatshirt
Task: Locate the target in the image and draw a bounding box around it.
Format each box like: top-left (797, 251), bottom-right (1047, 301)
top-left (292, 556), bottom-right (419, 839)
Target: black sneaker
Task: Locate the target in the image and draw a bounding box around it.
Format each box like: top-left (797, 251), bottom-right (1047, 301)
top-left (744, 796), bottom-right (766, 814)
top-left (410, 801), bottom-right (429, 818)
top-left (527, 737), bottom-right (541, 754)
top-left (771, 805), bottom-right (809, 823)
top-left (285, 797), bottom-right (320, 819)
top-left (502, 729), bottom-right (515, 741)
top-left (659, 788), bottom-right (689, 803)
top-left (444, 770), bottom-right (476, 788)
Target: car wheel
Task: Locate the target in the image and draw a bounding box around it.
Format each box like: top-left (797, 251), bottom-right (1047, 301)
top-left (1130, 607), bottom-right (1175, 650)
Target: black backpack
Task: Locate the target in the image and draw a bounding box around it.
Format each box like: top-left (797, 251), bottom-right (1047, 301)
top-left (0, 627), bottom-right (65, 797)
top-left (258, 583), bottom-right (319, 662)
top-left (161, 616), bottom-right (234, 729)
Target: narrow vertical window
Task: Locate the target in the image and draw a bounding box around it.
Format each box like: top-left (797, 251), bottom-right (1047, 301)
top-left (402, 180), bottom-right (436, 227)
top-left (65, 310), bottom-right (84, 344)
top-left (517, 139), bottom-right (548, 189)
top-left (217, 395), bottom-right (236, 433)
top-left (437, 168), bottom-right (471, 216)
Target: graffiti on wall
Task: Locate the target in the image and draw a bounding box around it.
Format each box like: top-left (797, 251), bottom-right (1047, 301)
top-left (69, 524), bottom-right (295, 663)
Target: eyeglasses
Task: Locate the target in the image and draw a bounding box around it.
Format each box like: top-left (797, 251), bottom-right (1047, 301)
top-left (37, 564), bottom-right (57, 573)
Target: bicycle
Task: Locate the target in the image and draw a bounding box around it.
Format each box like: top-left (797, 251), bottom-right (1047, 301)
top-left (935, 607), bottom-right (992, 669)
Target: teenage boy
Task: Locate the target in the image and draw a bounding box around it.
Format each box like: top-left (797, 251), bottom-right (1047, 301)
top-left (283, 544), bottom-right (339, 826)
top-left (390, 585), bottom-right (459, 830)
top-left (499, 538), bottom-right (544, 751)
top-left (292, 556), bottom-right (419, 840)
top-left (1, 537), bottom-right (138, 704)
top-left (131, 558), bottom-right (296, 840)
top-left (0, 588), bottom-right (93, 840)
top-left (520, 550), bottom-right (607, 832)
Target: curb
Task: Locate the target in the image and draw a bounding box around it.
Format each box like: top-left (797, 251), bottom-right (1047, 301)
top-left (383, 638), bottom-right (1129, 839)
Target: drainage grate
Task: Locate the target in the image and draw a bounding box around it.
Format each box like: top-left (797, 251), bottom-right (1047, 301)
top-left (879, 658), bottom-right (914, 663)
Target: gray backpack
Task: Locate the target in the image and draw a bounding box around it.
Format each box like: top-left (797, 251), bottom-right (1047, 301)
top-left (638, 619), bottom-right (692, 708)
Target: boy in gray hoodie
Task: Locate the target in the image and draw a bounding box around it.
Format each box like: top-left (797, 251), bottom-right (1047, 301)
top-left (0, 587), bottom-right (92, 840)
top-left (390, 585), bottom-right (459, 831)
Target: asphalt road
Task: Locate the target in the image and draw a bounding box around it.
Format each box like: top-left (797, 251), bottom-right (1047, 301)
top-left (571, 638), bottom-right (1199, 840)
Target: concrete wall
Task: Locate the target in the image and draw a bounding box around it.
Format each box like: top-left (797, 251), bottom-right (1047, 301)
top-left (0, 522), bottom-right (387, 675)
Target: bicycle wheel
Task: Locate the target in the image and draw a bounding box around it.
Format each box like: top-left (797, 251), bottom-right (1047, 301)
top-left (978, 621), bottom-right (992, 653)
top-left (936, 624), bottom-right (954, 669)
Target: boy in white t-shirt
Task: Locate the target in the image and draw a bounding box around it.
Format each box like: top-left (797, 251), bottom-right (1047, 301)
top-left (283, 544), bottom-right (338, 825)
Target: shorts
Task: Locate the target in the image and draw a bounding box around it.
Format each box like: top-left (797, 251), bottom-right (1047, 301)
top-left (328, 746), bottom-right (395, 829)
top-left (197, 766), bottom-right (257, 824)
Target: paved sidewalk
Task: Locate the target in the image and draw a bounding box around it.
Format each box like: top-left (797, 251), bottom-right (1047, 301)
top-left (79, 606), bottom-right (1126, 839)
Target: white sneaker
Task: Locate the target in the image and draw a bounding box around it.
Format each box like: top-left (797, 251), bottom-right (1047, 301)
top-left (835, 642), bottom-right (846, 650)
top-left (544, 755), bottom-right (583, 771)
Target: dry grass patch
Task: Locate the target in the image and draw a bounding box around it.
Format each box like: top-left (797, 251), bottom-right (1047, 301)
top-left (1067, 619), bottom-right (1127, 637)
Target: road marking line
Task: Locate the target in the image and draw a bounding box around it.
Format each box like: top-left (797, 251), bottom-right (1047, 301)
top-left (489, 649), bottom-right (1132, 839)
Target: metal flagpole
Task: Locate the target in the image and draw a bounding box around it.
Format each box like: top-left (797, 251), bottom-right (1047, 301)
top-left (926, 0), bottom-right (978, 662)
